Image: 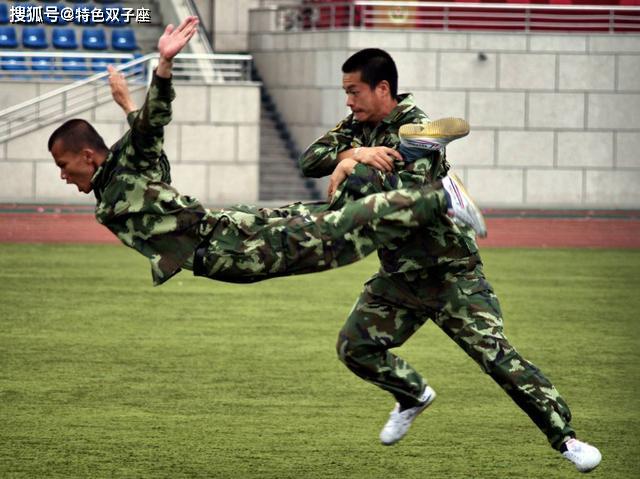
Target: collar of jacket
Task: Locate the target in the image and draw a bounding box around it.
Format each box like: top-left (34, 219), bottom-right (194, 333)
top-left (382, 93), bottom-right (417, 124)
top-left (91, 150), bottom-right (116, 203)
top-left (348, 93), bottom-right (416, 127)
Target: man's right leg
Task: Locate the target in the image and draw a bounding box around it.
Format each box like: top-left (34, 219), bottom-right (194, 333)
top-left (336, 278), bottom-right (436, 445)
top-left (195, 184), bottom-right (450, 282)
top-left (337, 284), bottom-right (428, 407)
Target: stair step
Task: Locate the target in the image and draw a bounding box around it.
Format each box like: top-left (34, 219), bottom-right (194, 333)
top-left (255, 65), bottom-right (321, 201)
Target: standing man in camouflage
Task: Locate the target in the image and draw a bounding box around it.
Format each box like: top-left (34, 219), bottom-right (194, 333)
top-left (48, 17), bottom-right (484, 287)
top-left (299, 48), bottom-right (601, 472)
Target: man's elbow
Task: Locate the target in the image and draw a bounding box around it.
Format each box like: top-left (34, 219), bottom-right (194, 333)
top-left (298, 156), bottom-right (318, 178)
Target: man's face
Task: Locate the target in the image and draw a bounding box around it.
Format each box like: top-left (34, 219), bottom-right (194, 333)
top-left (51, 141), bottom-right (97, 194)
top-left (342, 71), bottom-right (388, 124)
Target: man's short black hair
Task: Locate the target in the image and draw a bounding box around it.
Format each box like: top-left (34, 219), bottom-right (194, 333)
top-left (48, 119), bottom-right (109, 154)
top-left (342, 48), bottom-right (398, 99)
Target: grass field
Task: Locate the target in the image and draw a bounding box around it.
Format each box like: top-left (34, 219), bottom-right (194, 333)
top-left (1, 244), bottom-right (639, 478)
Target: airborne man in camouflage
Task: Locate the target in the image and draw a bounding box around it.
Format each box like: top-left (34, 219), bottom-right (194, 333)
top-left (299, 48), bottom-right (601, 472)
top-left (47, 18), bottom-right (483, 288)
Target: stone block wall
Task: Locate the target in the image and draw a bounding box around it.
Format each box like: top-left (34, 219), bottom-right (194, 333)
top-left (249, 13), bottom-right (640, 209)
top-left (0, 81), bottom-right (260, 205)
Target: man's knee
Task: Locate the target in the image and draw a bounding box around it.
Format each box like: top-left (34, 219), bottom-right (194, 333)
top-left (336, 330), bottom-right (375, 371)
top-left (336, 330), bottom-right (353, 365)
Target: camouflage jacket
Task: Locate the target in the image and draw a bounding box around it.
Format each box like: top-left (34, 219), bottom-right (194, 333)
top-left (298, 93), bottom-right (471, 278)
top-left (91, 72), bottom-right (207, 286)
top-left (334, 164), bottom-right (479, 279)
top-left (299, 93), bottom-right (448, 178)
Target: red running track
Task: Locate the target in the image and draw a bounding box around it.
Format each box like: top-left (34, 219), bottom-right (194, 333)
top-left (0, 206), bottom-right (639, 248)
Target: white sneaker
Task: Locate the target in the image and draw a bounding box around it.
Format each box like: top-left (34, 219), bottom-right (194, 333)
top-left (441, 174), bottom-right (487, 238)
top-left (399, 117), bottom-right (470, 151)
top-left (379, 386), bottom-right (436, 446)
top-left (562, 438), bottom-right (602, 473)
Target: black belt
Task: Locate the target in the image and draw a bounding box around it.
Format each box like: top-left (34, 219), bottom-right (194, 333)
top-left (192, 214), bottom-right (224, 277)
top-left (193, 243), bottom-right (208, 277)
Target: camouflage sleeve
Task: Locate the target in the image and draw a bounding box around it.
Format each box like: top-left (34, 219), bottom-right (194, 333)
top-left (126, 110), bottom-right (139, 127)
top-left (123, 71), bottom-right (175, 169)
top-left (330, 163), bottom-right (402, 209)
top-left (299, 117), bottom-right (358, 178)
top-left (124, 107), bottom-right (172, 182)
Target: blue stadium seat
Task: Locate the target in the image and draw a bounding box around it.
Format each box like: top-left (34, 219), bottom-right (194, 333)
top-left (31, 56), bottom-right (55, 72)
top-left (62, 56), bottom-right (86, 69)
top-left (82, 27), bottom-right (106, 49)
top-left (22, 26), bottom-right (48, 48)
top-left (126, 51), bottom-right (145, 76)
top-left (1, 55), bottom-right (27, 71)
top-left (111, 28), bottom-right (136, 50)
top-left (61, 56), bottom-right (88, 78)
top-left (52, 27), bottom-right (77, 48)
top-left (0, 3), bottom-right (9, 24)
top-left (0, 25), bottom-right (18, 48)
top-left (90, 55), bottom-right (115, 71)
top-left (42, 4), bottom-right (70, 25)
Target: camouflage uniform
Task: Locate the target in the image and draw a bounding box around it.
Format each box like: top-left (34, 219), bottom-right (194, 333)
top-left (299, 96), bottom-right (575, 449)
top-left (90, 72), bottom-right (451, 289)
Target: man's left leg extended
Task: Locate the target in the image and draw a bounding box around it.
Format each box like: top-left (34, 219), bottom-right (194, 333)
top-left (433, 258), bottom-right (600, 472)
top-left (194, 184), bottom-right (450, 282)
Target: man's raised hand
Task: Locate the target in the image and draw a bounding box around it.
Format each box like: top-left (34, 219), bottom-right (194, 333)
top-left (107, 65), bottom-right (136, 114)
top-left (156, 16), bottom-right (199, 78)
top-left (158, 16), bottom-right (199, 61)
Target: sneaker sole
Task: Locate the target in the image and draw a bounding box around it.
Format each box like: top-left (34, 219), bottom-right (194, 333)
top-left (380, 388), bottom-right (437, 446)
top-left (449, 174), bottom-right (487, 238)
top-left (399, 118), bottom-right (470, 149)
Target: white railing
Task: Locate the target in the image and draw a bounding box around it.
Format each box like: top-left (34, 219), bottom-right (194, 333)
top-left (0, 51), bottom-right (253, 83)
top-left (258, 1), bottom-right (640, 33)
top-left (0, 52), bottom-right (254, 142)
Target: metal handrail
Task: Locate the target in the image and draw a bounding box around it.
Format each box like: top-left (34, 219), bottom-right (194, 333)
top-left (0, 52), bottom-right (254, 81)
top-left (0, 52), bottom-right (255, 143)
top-left (255, 1), bottom-right (640, 33)
top-left (185, 0), bottom-right (214, 53)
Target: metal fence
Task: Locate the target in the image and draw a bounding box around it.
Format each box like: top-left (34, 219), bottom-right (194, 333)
top-left (0, 51), bottom-right (253, 83)
top-left (263, 1), bottom-right (640, 33)
top-left (0, 52), bottom-right (254, 142)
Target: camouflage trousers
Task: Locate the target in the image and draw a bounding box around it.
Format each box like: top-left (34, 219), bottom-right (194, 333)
top-left (193, 184), bottom-right (448, 283)
top-left (337, 257), bottom-right (575, 450)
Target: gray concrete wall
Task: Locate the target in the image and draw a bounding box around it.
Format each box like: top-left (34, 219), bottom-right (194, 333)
top-left (0, 82), bottom-right (260, 205)
top-left (249, 16), bottom-right (640, 209)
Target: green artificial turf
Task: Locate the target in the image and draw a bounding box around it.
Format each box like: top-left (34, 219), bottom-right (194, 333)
top-left (1, 244), bottom-right (639, 478)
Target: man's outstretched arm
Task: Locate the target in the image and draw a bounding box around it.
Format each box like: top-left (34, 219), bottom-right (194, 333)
top-left (125, 16), bottom-right (199, 166)
top-left (108, 64), bottom-right (139, 127)
top-left (155, 16), bottom-right (198, 78)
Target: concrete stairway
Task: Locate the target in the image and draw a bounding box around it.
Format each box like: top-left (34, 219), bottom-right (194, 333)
top-left (259, 107), bottom-right (321, 201)
top-left (255, 69), bottom-right (321, 202)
